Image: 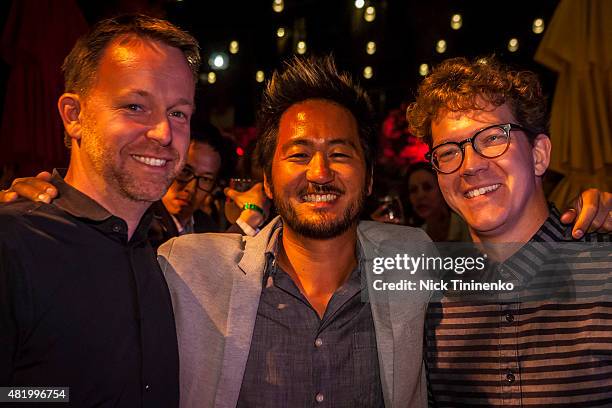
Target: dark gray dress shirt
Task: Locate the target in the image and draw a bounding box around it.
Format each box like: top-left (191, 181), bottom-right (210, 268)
top-left (237, 227), bottom-right (384, 407)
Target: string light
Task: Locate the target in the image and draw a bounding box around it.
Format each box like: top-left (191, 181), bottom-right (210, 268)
top-left (229, 41), bottom-right (239, 54)
top-left (354, 0), bottom-right (365, 9)
top-left (363, 66), bottom-right (373, 79)
top-left (207, 72), bottom-right (216, 84)
top-left (364, 6), bottom-right (376, 22)
top-left (277, 27), bottom-right (286, 38)
top-left (451, 14), bottom-right (462, 30)
top-left (256, 71), bottom-right (265, 83)
top-left (436, 39), bottom-right (447, 54)
top-left (272, 0), bottom-right (283, 13)
top-left (419, 64), bottom-right (429, 76)
top-left (297, 41), bottom-right (307, 54)
top-left (532, 18), bottom-right (545, 34)
top-left (366, 41), bottom-right (376, 55)
top-left (508, 38), bottom-right (519, 52)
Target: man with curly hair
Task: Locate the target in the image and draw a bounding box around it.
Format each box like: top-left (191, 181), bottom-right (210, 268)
top-left (407, 57), bottom-right (611, 406)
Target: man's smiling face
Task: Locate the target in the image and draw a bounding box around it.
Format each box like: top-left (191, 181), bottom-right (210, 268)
top-left (264, 99), bottom-right (371, 239)
top-left (76, 36), bottom-right (195, 202)
top-left (432, 102), bottom-right (548, 241)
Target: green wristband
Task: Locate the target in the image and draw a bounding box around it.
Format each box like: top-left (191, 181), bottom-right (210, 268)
top-left (243, 203), bottom-right (265, 216)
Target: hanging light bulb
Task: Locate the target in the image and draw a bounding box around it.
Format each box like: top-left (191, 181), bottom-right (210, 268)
top-left (366, 41), bottom-right (376, 55)
top-left (364, 6), bottom-right (376, 22)
top-left (229, 40), bottom-right (239, 54)
top-left (532, 18), bottom-right (545, 34)
top-left (272, 0), bottom-right (283, 13)
top-left (419, 64), bottom-right (429, 76)
top-left (451, 14), bottom-right (462, 30)
top-left (296, 41), bottom-right (307, 54)
top-left (436, 39), bottom-right (447, 54)
top-left (508, 38), bottom-right (519, 52)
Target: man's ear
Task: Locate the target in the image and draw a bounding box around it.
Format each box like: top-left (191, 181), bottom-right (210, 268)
top-left (532, 134), bottom-right (551, 176)
top-left (367, 167), bottom-right (374, 196)
top-left (263, 173), bottom-right (273, 199)
top-left (58, 93), bottom-right (83, 142)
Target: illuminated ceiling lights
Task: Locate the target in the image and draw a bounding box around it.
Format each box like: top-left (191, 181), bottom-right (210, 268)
top-left (277, 27), bottom-right (286, 38)
top-left (436, 39), bottom-right (447, 54)
top-left (419, 64), bottom-right (429, 77)
top-left (366, 41), bottom-right (376, 55)
top-left (207, 72), bottom-right (216, 84)
top-left (296, 41), bottom-right (307, 54)
top-left (229, 40), bottom-right (239, 54)
top-left (272, 0), bottom-right (283, 13)
top-left (363, 66), bottom-right (373, 79)
top-left (354, 0), bottom-right (365, 9)
top-left (508, 38), bottom-right (519, 52)
top-left (364, 6), bottom-right (376, 22)
top-left (208, 52), bottom-right (229, 70)
top-left (532, 18), bottom-right (545, 34)
top-left (256, 71), bottom-right (265, 83)
top-left (451, 14), bottom-right (462, 30)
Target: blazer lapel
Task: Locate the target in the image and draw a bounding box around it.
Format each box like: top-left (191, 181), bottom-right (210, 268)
top-left (358, 228), bottom-right (395, 407)
top-left (213, 218), bottom-right (282, 408)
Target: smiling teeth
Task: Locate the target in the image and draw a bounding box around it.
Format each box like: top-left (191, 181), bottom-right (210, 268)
top-left (465, 184), bottom-right (501, 198)
top-left (303, 194), bottom-right (337, 203)
top-left (132, 155), bottom-right (167, 167)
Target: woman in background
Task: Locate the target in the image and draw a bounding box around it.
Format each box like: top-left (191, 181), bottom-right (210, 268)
top-left (406, 162), bottom-right (471, 242)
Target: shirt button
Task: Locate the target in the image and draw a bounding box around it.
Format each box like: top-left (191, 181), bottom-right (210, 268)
top-left (145, 384), bottom-right (150, 391)
top-left (315, 338), bottom-right (323, 348)
top-left (505, 313), bottom-right (514, 323)
top-left (315, 393), bottom-right (324, 403)
top-left (506, 372), bottom-right (515, 383)
top-left (112, 224), bottom-right (122, 233)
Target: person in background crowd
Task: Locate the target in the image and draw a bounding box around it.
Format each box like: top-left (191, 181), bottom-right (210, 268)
top-left (407, 56), bottom-right (612, 407)
top-left (0, 14), bottom-right (200, 406)
top-left (405, 161), bottom-right (470, 241)
top-left (149, 121), bottom-right (223, 248)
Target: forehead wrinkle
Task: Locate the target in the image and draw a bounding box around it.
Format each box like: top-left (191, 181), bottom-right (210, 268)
top-left (281, 137), bottom-right (357, 150)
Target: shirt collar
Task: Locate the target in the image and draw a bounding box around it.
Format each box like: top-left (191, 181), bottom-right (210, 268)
top-left (50, 169), bottom-right (154, 244)
top-left (262, 220), bottom-right (364, 284)
top-left (170, 213), bottom-right (194, 235)
top-left (51, 169), bottom-right (113, 221)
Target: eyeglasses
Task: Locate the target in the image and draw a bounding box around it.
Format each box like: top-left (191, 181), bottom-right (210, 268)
top-left (174, 167), bottom-right (216, 192)
top-left (426, 123), bottom-right (530, 174)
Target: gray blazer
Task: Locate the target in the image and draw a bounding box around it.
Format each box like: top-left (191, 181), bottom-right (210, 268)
top-left (158, 217), bottom-right (432, 408)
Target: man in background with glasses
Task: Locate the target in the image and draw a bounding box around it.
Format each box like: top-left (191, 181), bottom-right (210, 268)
top-left (149, 121), bottom-right (224, 249)
top-left (407, 57), bottom-right (611, 406)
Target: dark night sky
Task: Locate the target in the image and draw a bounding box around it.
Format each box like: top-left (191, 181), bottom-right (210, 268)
top-left (71, 0), bottom-right (561, 125)
top-left (0, 0), bottom-right (561, 140)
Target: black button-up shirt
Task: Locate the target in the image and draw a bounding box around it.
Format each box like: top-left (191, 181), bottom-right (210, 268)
top-left (0, 171), bottom-right (179, 407)
top-left (237, 226), bottom-right (384, 407)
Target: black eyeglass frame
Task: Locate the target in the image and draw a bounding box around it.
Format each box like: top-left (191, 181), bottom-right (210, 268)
top-left (174, 167), bottom-right (216, 192)
top-left (425, 123), bottom-right (531, 174)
